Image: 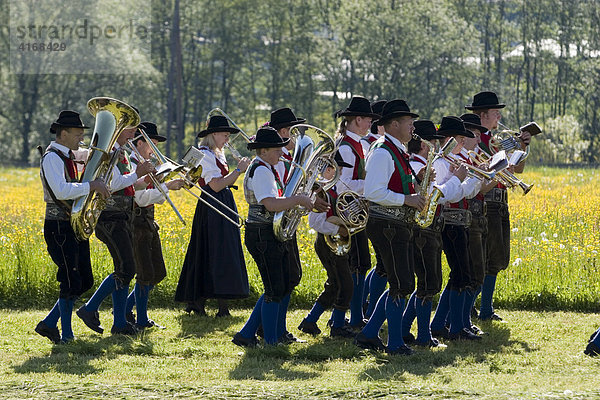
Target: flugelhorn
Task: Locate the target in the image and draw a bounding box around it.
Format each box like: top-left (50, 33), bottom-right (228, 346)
top-left (468, 150), bottom-right (533, 195)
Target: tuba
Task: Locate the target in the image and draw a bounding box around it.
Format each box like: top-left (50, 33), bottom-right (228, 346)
top-left (71, 97), bottom-right (140, 241)
top-left (273, 124), bottom-right (337, 242)
top-left (324, 190), bottom-right (369, 255)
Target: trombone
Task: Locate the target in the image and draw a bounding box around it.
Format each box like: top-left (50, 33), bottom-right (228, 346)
top-left (207, 107), bottom-right (252, 161)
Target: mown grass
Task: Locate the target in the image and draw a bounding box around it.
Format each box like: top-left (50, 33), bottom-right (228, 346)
top-left (1, 166), bottom-right (599, 311)
top-left (2, 308), bottom-right (600, 399)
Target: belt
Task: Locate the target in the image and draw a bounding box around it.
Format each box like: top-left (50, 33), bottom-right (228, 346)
top-left (45, 203), bottom-right (70, 221)
top-left (441, 208), bottom-right (472, 227)
top-left (247, 204), bottom-right (275, 225)
top-left (369, 202), bottom-right (415, 224)
top-left (134, 205), bottom-right (154, 220)
top-left (105, 195), bottom-right (134, 212)
top-left (467, 198), bottom-right (487, 216)
top-left (485, 187), bottom-right (508, 203)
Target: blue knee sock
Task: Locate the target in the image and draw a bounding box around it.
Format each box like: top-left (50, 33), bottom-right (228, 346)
top-left (111, 285), bottom-right (129, 329)
top-left (385, 295), bottom-right (406, 351)
top-left (448, 290), bottom-right (464, 334)
top-left (365, 271), bottom-right (388, 318)
top-left (480, 275), bottom-right (497, 318)
top-left (58, 298), bottom-right (74, 340)
top-left (361, 289), bottom-right (389, 338)
top-left (305, 301), bottom-right (325, 323)
top-left (430, 286), bottom-right (450, 331)
top-left (239, 294), bottom-right (264, 338)
top-left (362, 269), bottom-right (375, 308)
top-left (85, 273), bottom-right (116, 311)
top-left (135, 284), bottom-right (151, 326)
top-left (125, 287), bottom-right (136, 314)
top-left (43, 300), bottom-right (60, 328)
top-left (349, 272), bottom-right (366, 326)
top-left (416, 297), bottom-right (433, 343)
top-left (261, 300), bottom-right (280, 345)
top-left (277, 294), bottom-right (291, 339)
top-left (401, 292), bottom-right (417, 337)
top-left (592, 328), bottom-right (600, 346)
top-left (463, 289), bottom-right (476, 329)
top-left (331, 308), bottom-right (346, 328)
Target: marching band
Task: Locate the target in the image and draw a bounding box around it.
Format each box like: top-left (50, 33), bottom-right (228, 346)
top-left (38, 92), bottom-right (580, 355)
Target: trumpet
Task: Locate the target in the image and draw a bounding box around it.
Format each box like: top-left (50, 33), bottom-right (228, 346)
top-left (468, 150), bottom-right (533, 195)
top-left (443, 153), bottom-right (497, 181)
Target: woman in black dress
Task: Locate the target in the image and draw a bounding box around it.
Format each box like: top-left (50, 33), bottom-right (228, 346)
top-left (175, 115), bottom-right (250, 316)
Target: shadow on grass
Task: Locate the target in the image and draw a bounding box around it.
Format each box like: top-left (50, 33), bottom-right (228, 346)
top-left (12, 333), bottom-right (157, 376)
top-left (176, 309), bottom-right (245, 339)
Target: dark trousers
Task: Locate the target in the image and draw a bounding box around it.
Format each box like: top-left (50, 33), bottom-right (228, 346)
top-left (413, 223), bottom-right (443, 300)
top-left (244, 223), bottom-right (290, 303)
top-left (314, 234), bottom-right (353, 310)
top-left (366, 218), bottom-right (414, 299)
top-left (287, 233), bottom-right (302, 289)
top-left (442, 224), bottom-right (472, 291)
top-left (95, 210), bottom-right (136, 288)
top-left (469, 214), bottom-right (488, 287)
top-left (372, 240), bottom-right (386, 277)
top-left (349, 229), bottom-right (372, 275)
top-left (486, 201), bottom-right (510, 276)
top-left (44, 219), bottom-right (93, 300)
top-left (133, 212), bottom-right (167, 286)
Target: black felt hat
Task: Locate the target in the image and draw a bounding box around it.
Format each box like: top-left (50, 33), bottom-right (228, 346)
top-left (414, 120), bottom-right (444, 141)
top-left (334, 152), bottom-right (353, 169)
top-left (377, 99), bottom-right (419, 125)
top-left (50, 110), bottom-right (90, 134)
top-left (369, 100), bottom-right (386, 134)
top-left (269, 107), bottom-right (306, 130)
top-left (459, 113), bottom-right (487, 134)
top-left (437, 116), bottom-right (474, 138)
top-left (247, 126), bottom-right (290, 150)
top-left (138, 122), bottom-right (166, 142)
top-left (336, 96), bottom-right (380, 119)
top-left (465, 91), bottom-right (506, 110)
top-left (197, 115), bottom-right (240, 138)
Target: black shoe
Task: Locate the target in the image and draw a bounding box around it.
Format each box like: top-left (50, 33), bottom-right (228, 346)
top-left (76, 306), bottom-right (104, 334)
top-left (232, 332), bottom-right (258, 348)
top-left (354, 332), bottom-right (386, 351)
top-left (111, 323), bottom-right (138, 336)
top-left (59, 336), bottom-right (76, 344)
top-left (431, 327), bottom-right (449, 339)
top-left (479, 312), bottom-right (503, 322)
top-left (584, 341), bottom-right (600, 357)
top-left (469, 325), bottom-right (487, 335)
top-left (448, 328), bottom-right (482, 341)
top-left (35, 321), bottom-right (60, 344)
top-left (414, 337), bottom-right (447, 348)
top-left (330, 325), bottom-right (356, 338)
top-left (126, 311), bottom-right (136, 325)
top-left (135, 319), bottom-right (165, 330)
top-left (298, 319), bottom-right (321, 336)
top-left (184, 305), bottom-right (207, 316)
top-left (285, 331), bottom-right (306, 343)
top-left (328, 317), bottom-right (349, 328)
top-left (403, 332), bottom-right (416, 344)
top-left (348, 319), bottom-right (367, 332)
top-left (216, 310), bottom-right (231, 318)
top-left (387, 344), bottom-right (414, 355)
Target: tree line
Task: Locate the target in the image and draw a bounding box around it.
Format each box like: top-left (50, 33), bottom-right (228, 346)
top-left (0, 0), bottom-right (598, 166)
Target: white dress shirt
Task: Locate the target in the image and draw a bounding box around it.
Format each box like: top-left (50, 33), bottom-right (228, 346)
top-left (200, 147), bottom-right (228, 185)
top-left (308, 212), bottom-right (339, 236)
top-left (130, 153), bottom-right (169, 208)
top-left (247, 156), bottom-right (280, 203)
top-left (41, 141), bottom-right (90, 201)
top-left (109, 142), bottom-right (139, 193)
top-left (338, 130), bottom-right (365, 194)
top-left (361, 132), bottom-right (381, 161)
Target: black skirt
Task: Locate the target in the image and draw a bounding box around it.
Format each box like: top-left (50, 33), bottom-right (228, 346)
top-left (175, 185), bottom-right (249, 300)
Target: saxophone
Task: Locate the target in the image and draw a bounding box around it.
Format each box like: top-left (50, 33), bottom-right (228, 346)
top-left (414, 137), bottom-right (457, 228)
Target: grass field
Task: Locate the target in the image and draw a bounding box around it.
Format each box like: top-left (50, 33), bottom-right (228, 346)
top-left (1, 166), bottom-right (600, 399)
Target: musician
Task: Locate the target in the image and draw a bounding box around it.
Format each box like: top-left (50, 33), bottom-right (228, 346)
top-left (429, 116), bottom-right (481, 341)
top-left (360, 99), bottom-right (388, 319)
top-left (76, 120), bottom-right (154, 336)
top-left (334, 95), bottom-right (380, 331)
top-left (466, 91), bottom-right (532, 321)
top-left (268, 107), bottom-right (306, 342)
top-left (175, 115), bottom-right (250, 317)
top-left (354, 99), bottom-right (425, 355)
top-left (123, 122), bottom-right (185, 329)
top-left (232, 127), bottom-right (328, 347)
top-left (36, 111), bottom-right (110, 344)
top-left (298, 156), bottom-right (356, 338)
top-left (401, 120), bottom-right (449, 347)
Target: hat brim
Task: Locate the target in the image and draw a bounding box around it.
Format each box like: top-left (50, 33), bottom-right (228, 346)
top-left (197, 126), bottom-right (240, 138)
top-left (463, 122), bottom-right (488, 134)
top-left (50, 122), bottom-right (90, 134)
top-left (147, 134), bottom-right (167, 143)
top-left (377, 111), bottom-right (420, 125)
top-left (464, 103), bottom-right (506, 110)
top-left (247, 138), bottom-right (291, 150)
top-left (339, 110), bottom-right (381, 119)
top-left (270, 118), bottom-right (306, 131)
top-left (438, 129), bottom-right (475, 138)
top-left (416, 134), bottom-right (445, 141)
